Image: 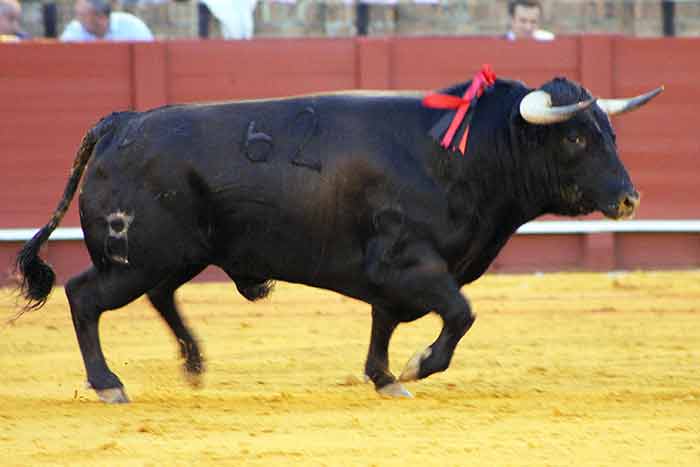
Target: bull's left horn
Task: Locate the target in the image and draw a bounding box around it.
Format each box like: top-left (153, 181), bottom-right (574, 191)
top-left (519, 90), bottom-right (596, 125)
top-left (597, 86), bottom-right (664, 116)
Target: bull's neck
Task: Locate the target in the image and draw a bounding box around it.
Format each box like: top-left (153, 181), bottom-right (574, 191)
top-left (463, 160), bottom-right (542, 231)
top-left (431, 142), bottom-right (548, 264)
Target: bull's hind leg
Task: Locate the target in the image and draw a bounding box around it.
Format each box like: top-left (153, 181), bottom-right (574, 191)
top-left (66, 266), bottom-right (160, 403)
top-left (147, 265), bottom-right (206, 387)
top-left (365, 306), bottom-right (412, 398)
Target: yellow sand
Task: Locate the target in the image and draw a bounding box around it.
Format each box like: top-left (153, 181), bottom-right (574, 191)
top-left (1, 270), bottom-right (699, 466)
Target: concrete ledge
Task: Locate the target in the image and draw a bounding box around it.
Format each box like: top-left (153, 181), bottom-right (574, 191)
top-left (2, 221), bottom-right (700, 243)
top-left (2, 221), bottom-right (698, 286)
top-left (515, 220), bottom-right (700, 235)
top-left (0, 228), bottom-right (84, 242)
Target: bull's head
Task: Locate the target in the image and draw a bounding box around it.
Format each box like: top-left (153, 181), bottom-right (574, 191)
top-left (517, 78), bottom-right (662, 219)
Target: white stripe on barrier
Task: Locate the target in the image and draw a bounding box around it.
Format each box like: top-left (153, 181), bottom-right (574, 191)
top-left (516, 220), bottom-right (700, 235)
top-left (1, 220), bottom-right (699, 243)
top-left (0, 228), bottom-right (84, 242)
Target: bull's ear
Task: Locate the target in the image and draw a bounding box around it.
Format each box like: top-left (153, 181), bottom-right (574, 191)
top-left (519, 90), bottom-right (596, 125)
top-left (597, 86), bottom-right (664, 116)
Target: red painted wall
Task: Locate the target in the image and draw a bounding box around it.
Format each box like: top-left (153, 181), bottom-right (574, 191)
top-left (1, 36), bottom-right (698, 283)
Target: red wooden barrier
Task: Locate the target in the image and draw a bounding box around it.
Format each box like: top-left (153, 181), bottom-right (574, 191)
top-left (613, 38), bottom-right (700, 219)
top-left (1, 36), bottom-right (698, 284)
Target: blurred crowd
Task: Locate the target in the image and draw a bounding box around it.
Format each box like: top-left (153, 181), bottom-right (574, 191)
top-left (2, 0), bottom-right (698, 43)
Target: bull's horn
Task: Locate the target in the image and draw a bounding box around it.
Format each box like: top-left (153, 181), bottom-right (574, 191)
top-left (597, 86), bottom-right (664, 116)
top-left (519, 90), bottom-right (596, 125)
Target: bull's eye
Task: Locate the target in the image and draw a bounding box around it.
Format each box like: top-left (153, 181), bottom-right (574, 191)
top-left (565, 133), bottom-right (586, 148)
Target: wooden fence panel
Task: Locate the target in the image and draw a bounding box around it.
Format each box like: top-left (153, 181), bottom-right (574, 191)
top-left (166, 38), bottom-right (358, 103)
top-left (0, 36), bottom-right (697, 281)
top-left (388, 36), bottom-right (580, 90)
top-left (612, 37), bottom-right (700, 219)
top-left (0, 43), bottom-right (133, 228)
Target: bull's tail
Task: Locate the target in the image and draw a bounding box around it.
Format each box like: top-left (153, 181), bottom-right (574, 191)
top-left (15, 114), bottom-right (119, 310)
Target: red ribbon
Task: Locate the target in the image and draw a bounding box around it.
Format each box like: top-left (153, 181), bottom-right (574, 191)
top-left (422, 64), bottom-right (497, 154)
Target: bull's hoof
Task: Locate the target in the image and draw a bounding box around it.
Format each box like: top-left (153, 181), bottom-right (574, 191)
top-left (377, 382), bottom-right (413, 398)
top-left (399, 347), bottom-right (432, 382)
top-left (183, 367), bottom-right (204, 388)
top-left (95, 387), bottom-right (130, 404)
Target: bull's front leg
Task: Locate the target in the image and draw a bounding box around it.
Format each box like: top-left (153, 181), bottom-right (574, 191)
top-left (365, 239), bottom-right (476, 394)
top-left (398, 288), bottom-right (475, 383)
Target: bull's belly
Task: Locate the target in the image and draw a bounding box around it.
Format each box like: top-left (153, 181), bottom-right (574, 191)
top-left (214, 221), bottom-right (371, 297)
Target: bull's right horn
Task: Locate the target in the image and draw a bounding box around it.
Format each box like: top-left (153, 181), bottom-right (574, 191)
top-left (597, 86), bottom-right (665, 116)
top-left (519, 90), bottom-right (596, 125)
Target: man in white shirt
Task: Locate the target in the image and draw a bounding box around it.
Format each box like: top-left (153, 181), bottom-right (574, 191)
top-left (0, 0), bottom-right (27, 41)
top-left (60, 0), bottom-right (154, 42)
top-left (199, 0), bottom-right (257, 40)
top-left (505, 0), bottom-right (554, 41)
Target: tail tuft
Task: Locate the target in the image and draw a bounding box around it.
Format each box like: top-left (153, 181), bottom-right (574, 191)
top-left (15, 227), bottom-right (56, 310)
top-left (12, 114), bottom-right (116, 313)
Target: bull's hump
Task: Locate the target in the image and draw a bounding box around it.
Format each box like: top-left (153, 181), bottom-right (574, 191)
top-left (308, 90), bottom-right (424, 99)
top-left (192, 90), bottom-right (425, 107)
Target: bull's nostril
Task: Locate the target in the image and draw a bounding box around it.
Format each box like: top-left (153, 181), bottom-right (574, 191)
top-left (621, 192), bottom-right (640, 209)
top-left (618, 192), bottom-right (640, 219)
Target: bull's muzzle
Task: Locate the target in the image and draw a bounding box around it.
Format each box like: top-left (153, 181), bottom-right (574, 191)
top-left (615, 191), bottom-right (640, 220)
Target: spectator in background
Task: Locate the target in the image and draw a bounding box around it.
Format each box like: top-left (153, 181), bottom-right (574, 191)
top-left (0, 0), bottom-right (28, 41)
top-left (60, 0), bottom-right (154, 41)
top-left (506, 0), bottom-right (554, 41)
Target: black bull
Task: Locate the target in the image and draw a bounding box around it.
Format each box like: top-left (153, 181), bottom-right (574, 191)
top-left (16, 76), bottom-right (662, 402)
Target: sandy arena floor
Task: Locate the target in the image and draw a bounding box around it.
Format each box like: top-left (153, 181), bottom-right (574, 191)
top-left (1, 270), bottom-right (699, 466)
